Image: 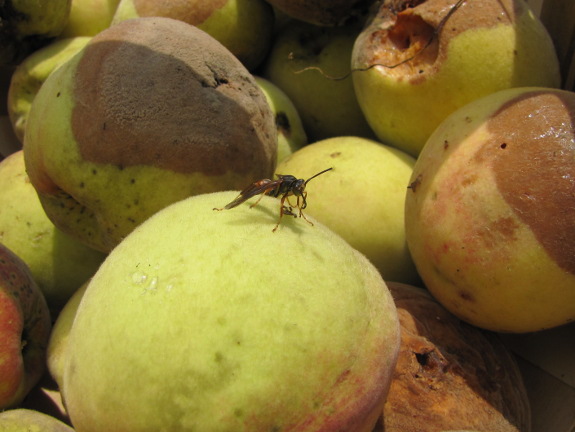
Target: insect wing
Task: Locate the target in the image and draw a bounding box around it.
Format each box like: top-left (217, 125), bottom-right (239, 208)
top-left (223, 178), bottom-right (279, 209)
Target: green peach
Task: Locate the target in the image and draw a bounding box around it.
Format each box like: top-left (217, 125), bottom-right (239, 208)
top-left (62, 191), bottom-right (400, 432)
top-left (47, 280), bottom-right (89, 388)
top-left (263, 20), bottom-right (375, 142)
top-left (254, 76), bottom-right (308, 164)
top-left (0, 408), bottom-right (74, 432)
top-left (8, 36), bottom-right (91, 142)
top-left (24, 17), bottom-right (277, 253)
top-left (59, 0), bottom-right (121, 37)
top-left (405, 87), bottom-right (575, 332)
top-left (0, 0), bottom-right (72, 65)
top-left (276, 136), bottom-right (419, 284)
top-left (8, 0), bottom-right (71, 37)
top-left (0, 151), bottom-right (105, 312)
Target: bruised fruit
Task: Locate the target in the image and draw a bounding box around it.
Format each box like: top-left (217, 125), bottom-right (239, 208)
top-left (375, 282), bottom-right (531, 432)
top-left (352, 0), bottom-right (561, 157)
top-left (24, 17), bottom-right (277, 253)
top-left (405, 87), bottom-right (575, 332)
top-left (61, 191), bottom-right (400, 432)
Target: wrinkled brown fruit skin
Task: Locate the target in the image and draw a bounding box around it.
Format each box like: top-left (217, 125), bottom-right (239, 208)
top-left (373, 282), bottom-right (531, 432)
top-left (71, 18), bottom-right (276, 178)
top-left (265, 0), bottom-right (374, 26)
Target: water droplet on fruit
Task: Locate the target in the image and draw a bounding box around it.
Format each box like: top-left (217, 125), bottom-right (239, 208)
top-left (132, 271), bottom-right (147, 284)
top-left (148, 277), bottom-right (158, 290)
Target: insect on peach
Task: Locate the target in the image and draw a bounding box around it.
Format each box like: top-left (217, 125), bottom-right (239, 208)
top-left (214, 168), bottom-right (333, 232)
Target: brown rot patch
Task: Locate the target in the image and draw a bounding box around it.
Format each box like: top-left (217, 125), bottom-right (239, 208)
top-left (486, 90), bottom-right (575, 274)
top-left (71, 19), bottom-right (275, 179)
top-left (330, 152), bottom-right (342, 158)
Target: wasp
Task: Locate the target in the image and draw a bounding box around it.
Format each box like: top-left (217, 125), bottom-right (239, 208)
top-left (214, 168), bottom-right (333, 232)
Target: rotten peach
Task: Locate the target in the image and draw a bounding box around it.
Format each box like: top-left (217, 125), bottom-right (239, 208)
top-left (23, 17), bottom-right (277, 253)
top-left (405, 87), bottom-right (575, 332)
top-left (352, 0), bottom-right (561, 157)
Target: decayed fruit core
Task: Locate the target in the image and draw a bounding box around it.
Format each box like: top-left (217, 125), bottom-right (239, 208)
top-left (381, 12), bottom-right (437, 76)
top-left (362, 3), bottom-right (439, 79)
top-left (356, 0), bottom-right (522, 81)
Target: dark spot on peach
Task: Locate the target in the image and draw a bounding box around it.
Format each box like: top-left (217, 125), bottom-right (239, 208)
top-left (443, 140), bottom-right (449, 150)
top-left (500, 142), bottom-right (507, 149)
top-left (459, 290), bottom-right (474, 302)
top-left (330, 152), bottom-right (341, 158)
top-left (408, 174), bottom-right (422, 192)
top-left (460, 174), bottom-right (477, 187)
top-left (275, 112), bottom-right (291, 136)
top-left (334, 368), bottom-right (351, 385)
top-left (414, 349), bottom-right (446, 372)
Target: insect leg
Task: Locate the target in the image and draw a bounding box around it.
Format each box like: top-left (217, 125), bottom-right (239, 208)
top-left (297, 193), bottom-right (314, 226)
top-left (248, 193), bottom-right (266, 208)
top-left (273, 195), bottom-right (291, 232)
top-left (282, 205), bottom-right (297, 218)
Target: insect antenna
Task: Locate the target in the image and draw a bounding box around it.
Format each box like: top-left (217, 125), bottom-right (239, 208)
top-left (304, 167), bottom-right (333, 185)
